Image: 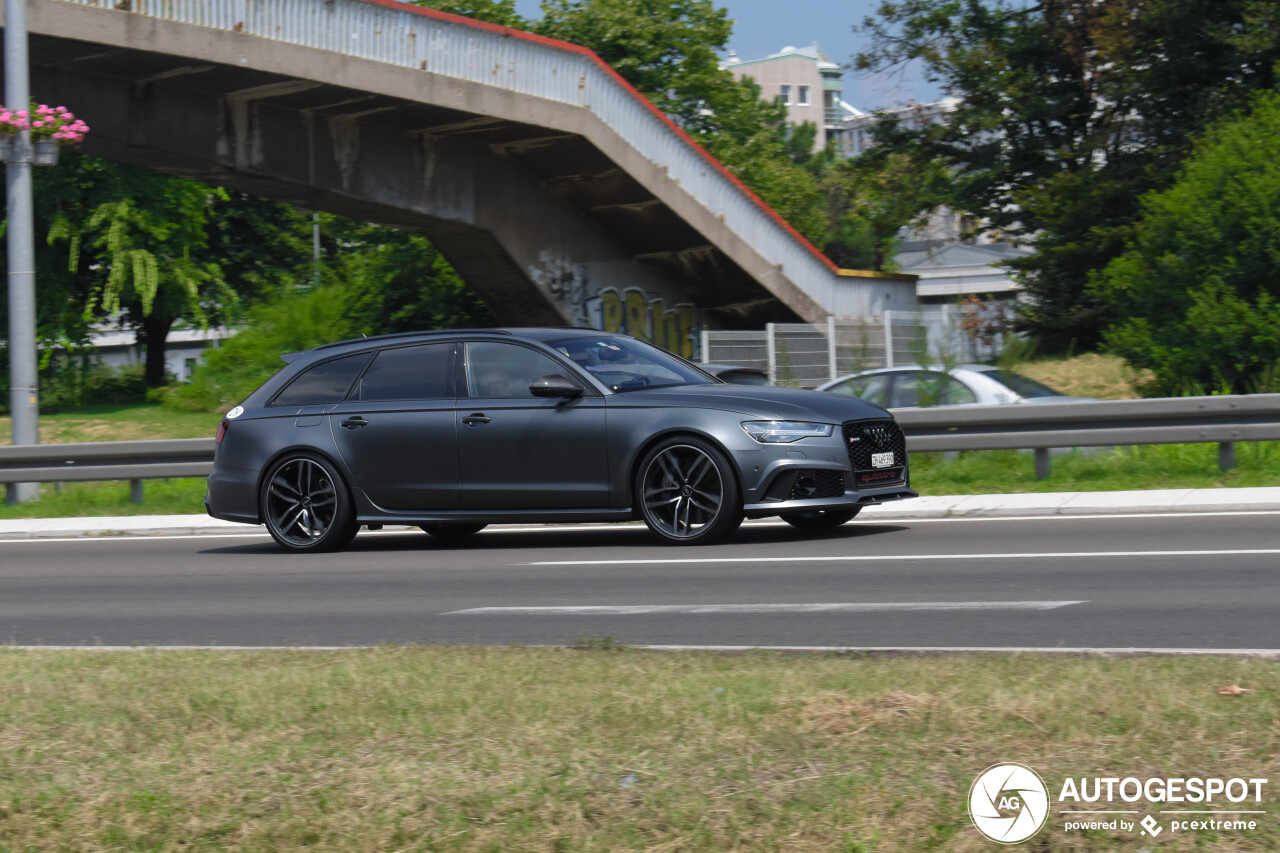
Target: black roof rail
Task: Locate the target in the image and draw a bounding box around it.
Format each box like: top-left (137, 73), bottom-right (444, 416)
top-left (311, 328), bottom-right (514, 352)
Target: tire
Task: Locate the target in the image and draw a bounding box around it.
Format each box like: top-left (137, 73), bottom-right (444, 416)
top-left (780, 507), bottom-right (861, 530)
top-left (635, 436), bottom-right (743, 545)
top-left (260, 452), bottom-right (358, 553)
top-left (419, 523), bottom-right (488, 538)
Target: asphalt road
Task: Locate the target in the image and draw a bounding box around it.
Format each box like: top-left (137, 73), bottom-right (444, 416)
top-left (2, 511), bottom-right (1277, 649)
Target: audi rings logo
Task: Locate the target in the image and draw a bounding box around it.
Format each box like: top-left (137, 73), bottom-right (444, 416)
top-left (969, 763), bottom-right (1051, 844)
top-left (864, 426), bottom-right (889, 445)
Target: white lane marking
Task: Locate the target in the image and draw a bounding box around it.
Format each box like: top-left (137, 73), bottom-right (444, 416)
top-left (636, 646), bottom-right (1280, 657)
top-left (441, 600), bottom-right (1086, 616)
top-left (1, 509), bottom-right (1278, 545)
top-left (531, 548), bottom-right (1280, 566)
top-left (3, 645), bottom-right (1278, 657)
top-left (852, 510), bottom-right (1280, 523)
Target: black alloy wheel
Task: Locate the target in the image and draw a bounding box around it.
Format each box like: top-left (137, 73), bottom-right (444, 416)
top-left (780, 507), bottom-right (861, 530)
top-left (636, 436), bottom-right (743, 544)
top-left (420, 523), bottom-right (488, 538)
top-left (260, 453), bottom-right (358, 553)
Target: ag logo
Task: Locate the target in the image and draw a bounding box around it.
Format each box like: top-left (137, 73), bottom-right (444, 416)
top-left (969, 763), bottom-right (1050, 844)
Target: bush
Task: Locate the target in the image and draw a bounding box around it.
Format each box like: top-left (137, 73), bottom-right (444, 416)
top-left (33, 361), bottom-right (151, 413)
top-left (161, 285), bottom-right (350, 412)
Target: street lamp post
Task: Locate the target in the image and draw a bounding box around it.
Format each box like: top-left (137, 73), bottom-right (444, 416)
top-left (4, 0), bottom-right (40, 504)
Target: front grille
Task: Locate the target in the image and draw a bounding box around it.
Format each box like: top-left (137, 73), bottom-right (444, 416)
top-left (842, 418), bottom-right (908, 489)
top-left (788, 469), bottom-right (846, 500)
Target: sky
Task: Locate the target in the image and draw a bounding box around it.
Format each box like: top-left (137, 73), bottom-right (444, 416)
top-left (511, 0), bottom-right (941, 110)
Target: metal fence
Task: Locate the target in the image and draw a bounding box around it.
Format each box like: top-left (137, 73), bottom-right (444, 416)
top-left (4, 394), bottom-right (1278, 498)
top-left (701, 306), bottom-right (1010, 388)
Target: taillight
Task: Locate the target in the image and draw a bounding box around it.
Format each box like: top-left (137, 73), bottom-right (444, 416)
top-left (216, 420), bottom-right (229, 444)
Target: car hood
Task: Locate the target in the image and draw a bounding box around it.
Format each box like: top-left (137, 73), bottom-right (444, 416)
top-left (607, 384), bottom-right (891, 421)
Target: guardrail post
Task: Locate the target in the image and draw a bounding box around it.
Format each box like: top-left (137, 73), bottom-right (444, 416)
top-left (1034, 448), bottom-right (1051, 480)
top-left (766, 323), bottom-right (777, 383)
top-left (883, 310), bottom-right (894, 368)
top-left (1219, 441), bottom-right (1236, 472)
top-left (130, 478), bottom-right (143, 503)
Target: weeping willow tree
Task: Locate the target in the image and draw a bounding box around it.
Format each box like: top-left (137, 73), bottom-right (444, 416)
top-left (49, 164), bottom-right (242, 386)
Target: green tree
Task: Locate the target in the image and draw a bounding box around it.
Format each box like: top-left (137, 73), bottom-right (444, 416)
top-left (532, 0), bottom-right (829, 243)
top-left (821, 138), bottom-right (952, 270)
top-left (856, 0), bottom-right (1280, 351)
top-left (409, 0), bottom-right (528, 27)
top-left (1091, 90), bottom-right (1280, 396)
top-left (321, 216), bottom-right (495, 334)
top-left (50, 164), bottom-right (239, 387)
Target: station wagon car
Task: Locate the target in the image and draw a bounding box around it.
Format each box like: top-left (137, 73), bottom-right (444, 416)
top-left (206, 328), bottom-right (917, 552)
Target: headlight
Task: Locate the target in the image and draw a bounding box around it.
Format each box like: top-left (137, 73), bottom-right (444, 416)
top-left (741, 421), bottom-right (834, 443)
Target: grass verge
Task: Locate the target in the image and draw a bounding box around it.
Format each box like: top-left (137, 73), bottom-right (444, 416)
top-left (0, 648), bottom-right (1275, 851)
top-left (0, 403), bottom-right (218, 444)
top-left (913, 441), bottom-right (1280, 495)
top-left (0, 478), bottom-right (207, 519)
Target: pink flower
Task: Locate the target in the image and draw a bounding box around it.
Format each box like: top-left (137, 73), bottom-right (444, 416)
top-left (15, 110), bottom-right (27, 118)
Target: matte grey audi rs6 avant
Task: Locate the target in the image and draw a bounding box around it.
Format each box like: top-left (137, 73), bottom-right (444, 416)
top-left (205, 328), bottom-right (917, 552)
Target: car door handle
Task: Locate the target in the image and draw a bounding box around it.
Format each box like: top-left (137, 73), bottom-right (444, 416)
top-left (340, 416), bottom-right (369, 430)
top-left (461, 413), bottom-right (491, 426)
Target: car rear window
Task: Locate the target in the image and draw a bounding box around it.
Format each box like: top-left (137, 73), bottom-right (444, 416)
top-left (355, 343), bottom-right (454, 401)
top-left (986, 369), bottom-right (1062, 399)
top-left (270, 353), bottom-right (371, 407)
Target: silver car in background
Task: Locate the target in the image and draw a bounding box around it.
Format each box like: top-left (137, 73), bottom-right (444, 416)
top-left (818, 364), bottom-right (1087, 408)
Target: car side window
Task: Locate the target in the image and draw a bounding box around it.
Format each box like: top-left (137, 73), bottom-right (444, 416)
top-left (889, 372), bottom-right (922, 407)
top-left (891, 371), bottom-right (976, 407)
top-left (270, 353), bottom-right (371, 407)
top-left (941, 374), bottom-right (978, 405)
top-left (355, 343), bottom-right (454, 401)
top-left (848, 374), bottom-right (891, 406)
top-left (464, 341), bottom-right (572, 398)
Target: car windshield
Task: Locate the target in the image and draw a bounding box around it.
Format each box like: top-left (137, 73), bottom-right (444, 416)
top-left (547, 336), bottom-right (716, 392)
top-left (985, 369), bottom-right (1063, 399)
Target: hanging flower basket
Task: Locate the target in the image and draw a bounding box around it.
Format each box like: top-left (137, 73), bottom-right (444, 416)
top-left (0, 102), bottom-right (89, 165)
top-left (32, 138), bottom-right (59, 165)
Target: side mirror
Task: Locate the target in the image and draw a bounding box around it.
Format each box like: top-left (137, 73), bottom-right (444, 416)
top-left (529, 374), bottom-right (584, 399)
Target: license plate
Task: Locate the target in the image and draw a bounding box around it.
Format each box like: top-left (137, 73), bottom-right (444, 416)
top-left (871, 452), bottom-right (895, 468)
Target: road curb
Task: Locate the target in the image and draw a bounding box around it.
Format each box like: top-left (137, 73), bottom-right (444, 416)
top-left (2, 487), bottom-right (1279, 540)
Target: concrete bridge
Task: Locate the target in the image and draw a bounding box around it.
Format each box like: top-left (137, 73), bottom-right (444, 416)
top-left (4, 0), bottom-right (915, 358)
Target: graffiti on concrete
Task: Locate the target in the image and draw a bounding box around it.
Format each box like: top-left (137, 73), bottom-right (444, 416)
top-left (532, 252), bottom-right (593, 329)
top-left (595, 287), bottom-right (698, 360)
top-left (532, 251), bottom-right (700, 358)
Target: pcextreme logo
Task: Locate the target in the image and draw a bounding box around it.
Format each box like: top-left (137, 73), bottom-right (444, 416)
top-left (969, 763), bottom-right (1051, 844)
top-left (969, 763), bottom-right (1269, 844)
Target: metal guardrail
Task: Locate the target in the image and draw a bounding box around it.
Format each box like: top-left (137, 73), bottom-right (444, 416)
top-left (894, 393), bottom-right (1280, 478)
top-left (2, 395), bottom-right (1278, 497)
top-left (0, 438), bottom-right (214, 502)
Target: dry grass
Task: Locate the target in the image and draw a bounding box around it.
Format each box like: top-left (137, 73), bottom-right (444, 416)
top-left (0, 648), bottom-right (1275, 851)
top-left (1016, 353), bottom-right (1150, 400)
